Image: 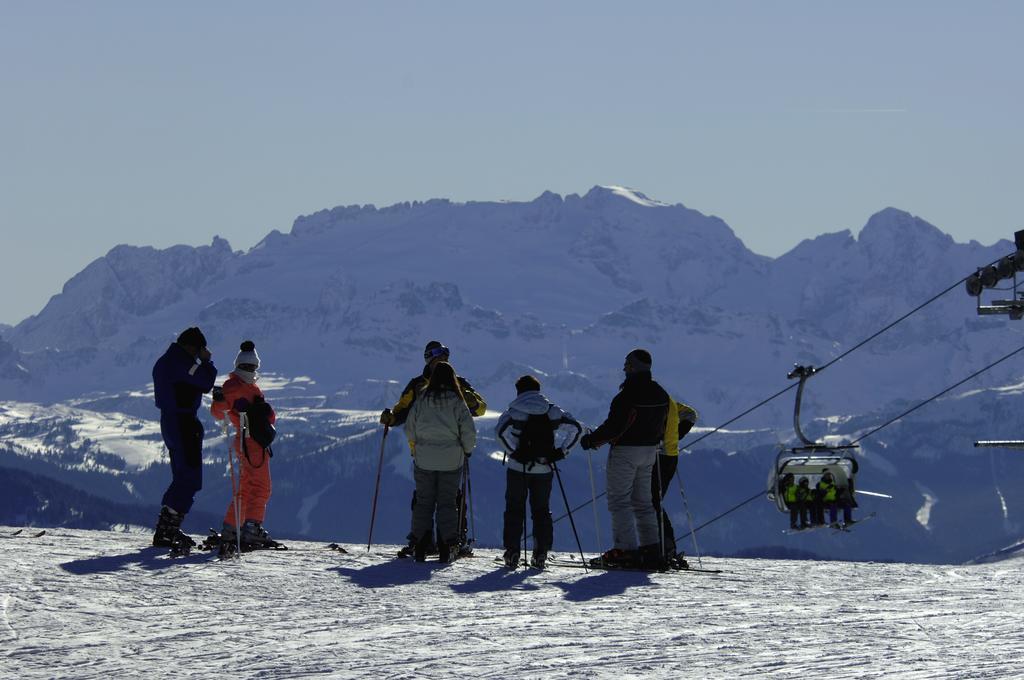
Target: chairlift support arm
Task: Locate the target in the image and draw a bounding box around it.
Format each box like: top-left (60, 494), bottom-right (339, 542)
top-left (974, 440), bottom-right (1024, 450)
top-left (965, 230), bottom-right (1024, 319)
top-left (786, 363), bottom-right (858, 451)
top-left (788, 364), bottom-right (821, 447)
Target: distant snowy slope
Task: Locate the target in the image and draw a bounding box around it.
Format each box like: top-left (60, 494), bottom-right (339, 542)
top-left (3, 367), bottom-right (1024, 564)
top-left (3, 527), bottom-right (1022, 679)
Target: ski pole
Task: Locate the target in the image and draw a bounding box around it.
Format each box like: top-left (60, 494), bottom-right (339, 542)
top-left (585, 447), bottom-right (602, 551)
top-left (457, 460), bottom-right (468, 553)
top-left (366, 424), bottom-right (389, 552)
top-left (465, 457), bottom-right (475, 545)
top-left (522, 461), bottom-right (528, 563)
top-left (675, 466), bottom-right (703, 569)
top-left (228, 418), bottom-right (243, 558)
top-left (655, 453), bottom-right (665, 561)
top-left (552, 460), bottom-right (588, 571)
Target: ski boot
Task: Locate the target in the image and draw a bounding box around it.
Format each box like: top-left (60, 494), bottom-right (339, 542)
top-left (213, 524), bottom-right (242, 557)
top-left (240, 520), bottom-right (281, 551)
top-left (154, 506), bottom-right (196, 555)
top-left (503, 549), bottom-right (520, 569)
top-left (168, 531), bottom-right (197, 557)
top-left (530, 551), bottom-right (547, 570)
top-left (590, 548), bottom-right (633, 568)
top-left (152, 506), bottom-right (184, 548)
top-left (638, 543), bottom-right (669, 571)
top-left (666, 550), bottom-right (690, 571)
top-left (413, 533), bottom-right (433, 562)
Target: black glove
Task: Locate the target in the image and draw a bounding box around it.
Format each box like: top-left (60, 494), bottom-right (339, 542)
top-left (464, 450), bottom-right (472, 459)
top-left (212, 386), bottom-right (225, 402)
top-left (580, 434), bottom-right (596, 450)
top-left (548, 448), bottom-right (566, 463)
top-left (380, 409), bottom-right (394, 426)
top-left (232, 397), bottom-right (251, 412)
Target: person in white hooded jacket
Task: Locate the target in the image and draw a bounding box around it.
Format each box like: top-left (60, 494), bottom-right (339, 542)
top-left (404, 361), bottom-right (477, 562)
top-left (495, 375), bottom-right (583, 569)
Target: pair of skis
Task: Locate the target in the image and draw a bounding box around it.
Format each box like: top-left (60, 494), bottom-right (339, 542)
top-left (7, 528), bottom-right (47, 538)
top-left (495, 553), bottom-right (723, 575)
top-left (783, 512), bottom-right (877, 535)
top-left (391, 545), bottom-right (476, 563)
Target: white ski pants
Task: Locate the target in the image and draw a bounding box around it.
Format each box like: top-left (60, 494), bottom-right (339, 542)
top-left (606, 445), bottom-right (660, 551)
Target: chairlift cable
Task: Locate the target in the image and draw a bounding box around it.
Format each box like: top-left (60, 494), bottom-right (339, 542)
top-left (674, 489), bottom-right (766, 545)
top-left (679, 263), bottom-right (999, 452)
top-left (849, 342), bottom-right (1024, 446)
top-left (815, 273), bottom-right (981, 374)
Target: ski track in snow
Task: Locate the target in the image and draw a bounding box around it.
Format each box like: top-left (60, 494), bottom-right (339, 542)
top-left (2, 527), bottom-right (1023, 679)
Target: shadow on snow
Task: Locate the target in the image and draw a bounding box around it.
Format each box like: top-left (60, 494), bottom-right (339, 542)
top-left (448, 567), bottom-right (540, 594)
top-left (553, 569), bottom-right (654, 602)
top-left (60, 546), bottom-right (213, 574)
top-left (330, 559), bottom-right (456, 588)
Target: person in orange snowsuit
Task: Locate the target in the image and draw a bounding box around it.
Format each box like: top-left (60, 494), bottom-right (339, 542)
top-left (211, 340), bottom-right (277, 548)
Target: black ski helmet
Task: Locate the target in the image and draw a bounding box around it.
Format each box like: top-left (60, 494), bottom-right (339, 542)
top-left (423, 340), bottom-right (450, 362)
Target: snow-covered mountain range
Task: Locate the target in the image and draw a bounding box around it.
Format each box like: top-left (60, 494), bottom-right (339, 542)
top-left (2, 186), bottom-right (1023, 564)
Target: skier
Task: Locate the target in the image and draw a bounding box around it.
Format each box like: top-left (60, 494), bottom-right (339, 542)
top-left (211, 340), bottom-right (278, 550)
top-left (787, 477), bottom-right (812, 529)
top-left (834, 483), bottom-right (856, 527)
top-left (652, 397), bottom-right (698, 564)
top-left (580, 349), bottom-right (671, 569)
top-left (380, 341), bottom-right (486, 557)
top-left (151, 326), bottom-right (218, 549)
top-left (495, 375), bottom-right (583, 569)
top-left (817, 470), bottom-right (838, 527)
top-left (403, 361), bottom-right (477, 562)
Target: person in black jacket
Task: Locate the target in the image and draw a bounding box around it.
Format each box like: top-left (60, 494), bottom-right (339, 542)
top-left (151, 326), bottom-right (218, 548)
top-left (580, 349), bottom-right (671, 568)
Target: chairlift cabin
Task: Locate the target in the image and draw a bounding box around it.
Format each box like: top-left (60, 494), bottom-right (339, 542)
top-left (765, 364), bottom-right (860, 513)
top-left (767, 450), bottom-right (859, 512)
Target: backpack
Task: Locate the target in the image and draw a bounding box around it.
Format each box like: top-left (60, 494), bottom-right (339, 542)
top-left (510, 411), bottom-right (558, 467)
top-left (243, 395), bottom-right (276, 454)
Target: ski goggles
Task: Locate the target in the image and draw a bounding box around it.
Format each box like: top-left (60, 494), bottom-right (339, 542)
top-left (424, 345), bottom-right (450, 361)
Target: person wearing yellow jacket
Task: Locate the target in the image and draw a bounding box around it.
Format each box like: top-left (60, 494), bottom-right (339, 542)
top-left (379, 341), bottom-right (486, 428)
top-left (652, 397), bottom-right (698, 561)
top-left (818, 471), bottom-right (841, 526)
top-left (785, 476), bottom-right (812, 529)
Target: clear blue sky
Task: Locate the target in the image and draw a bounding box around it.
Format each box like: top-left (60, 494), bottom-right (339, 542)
top-left (1, 1), bottom-right (1021, 325)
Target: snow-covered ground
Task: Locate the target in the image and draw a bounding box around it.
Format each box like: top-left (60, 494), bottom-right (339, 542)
top-left (2, 527), bottom-right (1022, 678)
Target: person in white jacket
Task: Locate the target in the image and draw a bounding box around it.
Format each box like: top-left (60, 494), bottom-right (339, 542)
top-left (404, 362), bottom-right (477, 562)
top-left (495, 375), bottom-right (583, 569)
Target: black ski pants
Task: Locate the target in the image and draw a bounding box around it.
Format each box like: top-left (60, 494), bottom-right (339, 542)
top-left (503, 468), bottom-right (553, 553)
top-left (788, 501), bottom-right (808, 529)
top-left (408, 488), bottom-right (467, 548)
top-left (650, 453), bottom-right (678, 555)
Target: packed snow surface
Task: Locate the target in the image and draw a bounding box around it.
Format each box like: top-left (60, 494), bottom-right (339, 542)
top-left (2, 527), bottom-right (1022, 678)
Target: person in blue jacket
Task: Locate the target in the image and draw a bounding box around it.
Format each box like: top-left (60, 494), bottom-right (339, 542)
top-left (151, 326), bottom-right (218, 548)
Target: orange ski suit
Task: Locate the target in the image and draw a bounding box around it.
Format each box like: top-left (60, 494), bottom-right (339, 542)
top-left (211, 373), bottom-right (276, 525)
